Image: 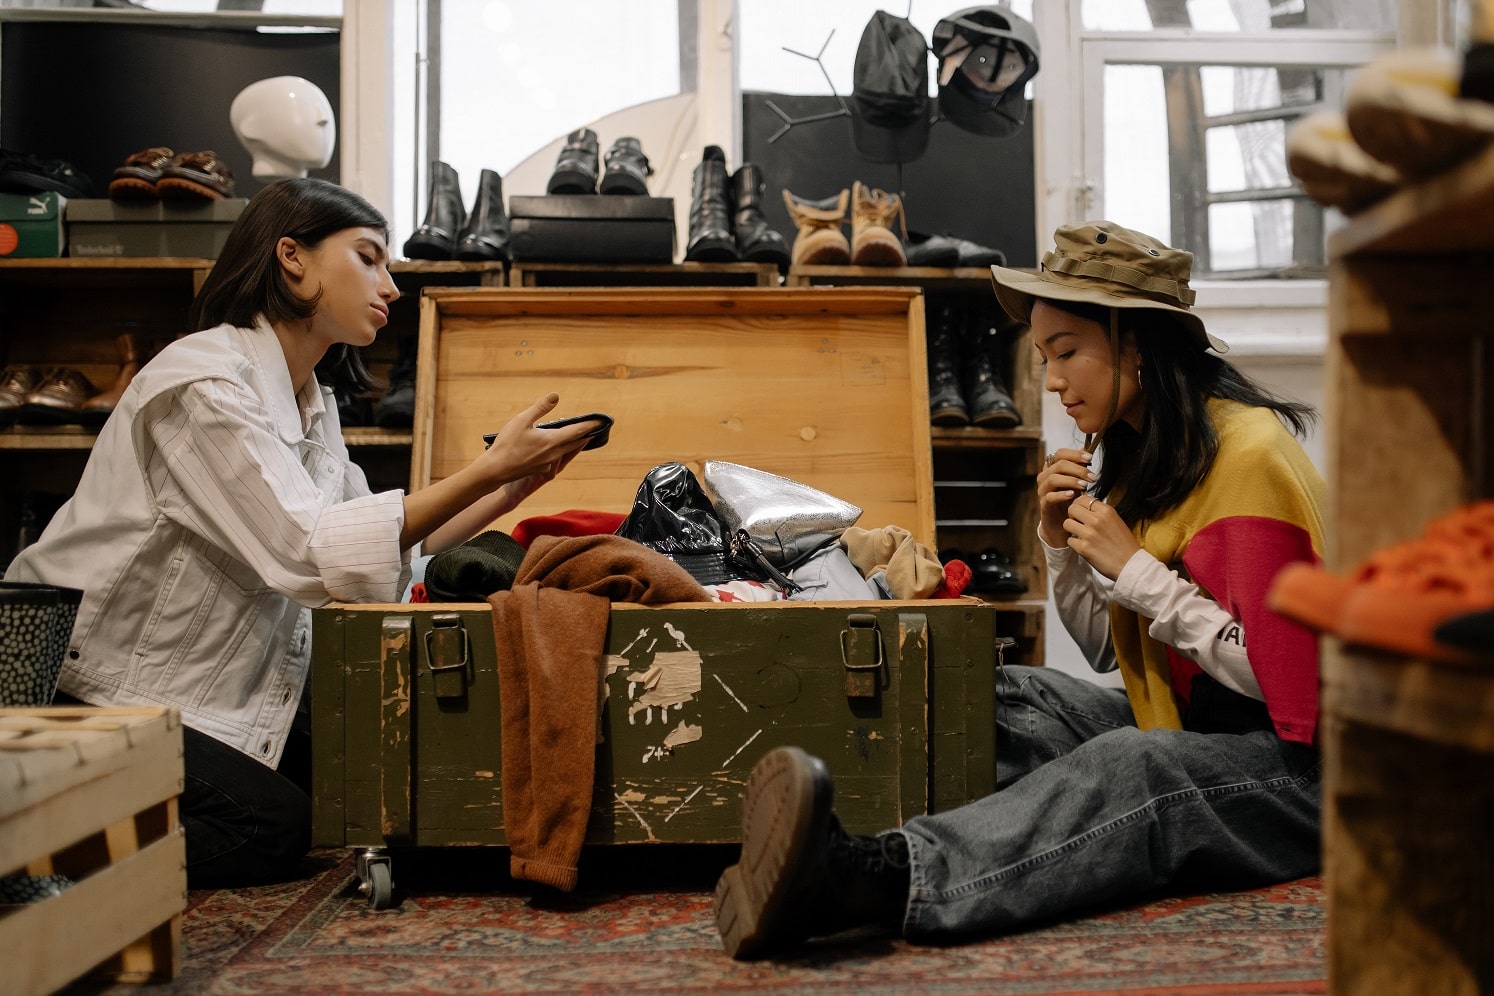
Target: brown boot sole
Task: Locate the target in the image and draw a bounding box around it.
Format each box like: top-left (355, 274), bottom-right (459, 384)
top-left (713, 746), bottom-right (831, 960)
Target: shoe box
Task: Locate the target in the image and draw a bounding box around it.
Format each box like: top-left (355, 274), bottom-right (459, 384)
top-left (65, 198), bottom-right (249, 258)
top-left (312, 286), bottom-right (1002, 862)
top-left (508, 194), bottom-right (675, 263)
top-left (0, 191), bottom-right (65, 258)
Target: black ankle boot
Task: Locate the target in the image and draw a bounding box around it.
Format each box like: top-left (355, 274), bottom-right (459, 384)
top-left (684, 146), bottom-right (739, 263)
top-left (964, 310), bottom-right (1021, 429)
top-left (599, 137), bottom-right (653, 195)
top-left (455, 168), bottom-right (512, 262)
top-left (403, 160), bottom-right (465, 260)
top-left (730, 163), bottom-right (790, 269)
top-left (546, 127), bottom-right (600, 195)
top-left (927, 298), bottom-right (969, 427)
top-left (715, 746), bottom-right (910, 960)
top-left (373, 334), bottom-right (418, 428)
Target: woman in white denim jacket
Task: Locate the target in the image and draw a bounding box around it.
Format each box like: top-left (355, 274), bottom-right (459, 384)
top-left (7, 178), bottom-right (594, 886)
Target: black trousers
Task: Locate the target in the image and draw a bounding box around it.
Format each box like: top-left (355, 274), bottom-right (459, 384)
top-left (180, 723), bottom-right (313, 888)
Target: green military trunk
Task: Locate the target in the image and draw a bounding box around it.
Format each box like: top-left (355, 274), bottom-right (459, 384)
top-left (311, 601), bottom-right (997, 852)
top-left (310, 287), bottom-right (1005, 905)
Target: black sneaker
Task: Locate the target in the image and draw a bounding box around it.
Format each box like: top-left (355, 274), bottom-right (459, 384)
top-left (714, 746), bottom-right (909, 959)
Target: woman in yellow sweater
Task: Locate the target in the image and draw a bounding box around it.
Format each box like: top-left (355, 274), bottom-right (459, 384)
top-left (715, 220), bottom-right (1327, 959)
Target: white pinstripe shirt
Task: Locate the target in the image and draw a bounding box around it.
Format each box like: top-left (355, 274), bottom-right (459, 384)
top-left (7, 320), bottom-right (410, 766)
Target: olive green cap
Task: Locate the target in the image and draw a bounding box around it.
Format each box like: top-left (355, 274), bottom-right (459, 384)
top-left (990, 220), bottom-right (1228, 353)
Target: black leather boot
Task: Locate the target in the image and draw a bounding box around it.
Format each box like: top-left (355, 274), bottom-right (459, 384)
top-left (403, 161), bottom-right (464, 260)
top-left (685, 146), bottom-right (739, 263)
top-left (373, 333), bottom-right (418, 428)
top-left (546, 127), bottom-right (600, 194)
top-left (730, 164), bottom-right (790, 269)
top-left (455, 168), bottom-right (512, 262)
top-left (927, 298), bottom-right (969, 427)
top-left (963, 309), bottom-right (1021, 429)
top-left (599, 137), bottom-right (653, 195)
top-left (715, 746), bottom-right (910, 960)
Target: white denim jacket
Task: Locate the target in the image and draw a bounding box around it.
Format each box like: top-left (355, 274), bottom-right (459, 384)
top-left (7, 321), bottom-right (410, 767)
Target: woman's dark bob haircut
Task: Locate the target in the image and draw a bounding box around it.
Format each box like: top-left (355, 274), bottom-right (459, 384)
top-left (189, 177), bottom-right (391, 394)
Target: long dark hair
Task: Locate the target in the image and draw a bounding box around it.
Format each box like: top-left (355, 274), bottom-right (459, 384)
top-left (1050, 299), bottom-right (1317, 525)
top-left (189, 177), bottom-right (389, 395)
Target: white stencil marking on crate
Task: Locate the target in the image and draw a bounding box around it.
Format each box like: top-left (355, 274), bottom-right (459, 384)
top-left (613, 792), bottom-right (656, 840)
top-left (713, 674), bottom-right (749, 713)
top-left (721, 728), bottom-right (763, 769)
top-left (666, 785), bottom-right (704, 822)
top-left (628, 651), bottom-right (702, 719)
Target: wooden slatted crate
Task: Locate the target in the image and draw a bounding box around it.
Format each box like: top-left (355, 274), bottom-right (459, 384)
top-left (0, 706), bottom-right (185, 995)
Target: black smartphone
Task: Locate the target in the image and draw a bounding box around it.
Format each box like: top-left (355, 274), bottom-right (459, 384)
top-left (484, 412), bottom-right (613, 450)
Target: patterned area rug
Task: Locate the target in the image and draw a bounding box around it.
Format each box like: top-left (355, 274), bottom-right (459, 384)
top-left (71, 847), bottom-right (1325, 995)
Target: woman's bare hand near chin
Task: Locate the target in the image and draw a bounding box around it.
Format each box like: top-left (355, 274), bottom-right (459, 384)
top-left (1063, 494), bottom-right (1140, 581)
top-left (1037, 447), bottom-right (1093, 549)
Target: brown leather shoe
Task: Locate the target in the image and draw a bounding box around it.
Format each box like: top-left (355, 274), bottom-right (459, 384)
top-left (79, 333), bottom-right (142, 425)
top-left (20, 368), bottom-right (96, 424)
top-left (157, 150), bottom-right (235, 200)
top-left (0, 365), bottom-right (40, 424)
top-left (109, 146), bottom-right (174, 200)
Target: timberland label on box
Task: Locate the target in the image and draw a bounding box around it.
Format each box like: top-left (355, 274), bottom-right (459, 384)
top-left (66, 197), bottom-right (247, 258)
top-left (0, 191), bottom-right (64, 257)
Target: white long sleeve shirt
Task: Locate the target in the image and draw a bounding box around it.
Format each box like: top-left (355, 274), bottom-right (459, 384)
top-left (1043, 535), bottom-right (1262, 701)
top-left (7, 321), bottom-right (410, 766)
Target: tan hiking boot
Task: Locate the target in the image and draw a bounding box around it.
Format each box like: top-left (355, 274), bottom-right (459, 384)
top-left (850, 180), bottom-right (907, 267)
top-left (782, 188), bottom-right (851, 266)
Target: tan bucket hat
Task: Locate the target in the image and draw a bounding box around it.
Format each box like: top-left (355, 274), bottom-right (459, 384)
top-left (990, 220), bottom-right (1228, 353)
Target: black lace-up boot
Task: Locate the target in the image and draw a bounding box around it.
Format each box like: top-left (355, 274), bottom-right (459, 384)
top-left (730, 163), bottom-right (790, 269)
top-left (403, 160), bottom-right (465, 260)
top-left (927, 298), bottom-right (969, 426)
top-left (964, 308), bottom-right (1021, 429)
top-left (715, 746), bottom-right (911, 960)
top-left (455, 168), bottom-right (511, 262)
top-left (546, 127), bottom-right (600, 194)
top-left (599, 137), bottom-right (653, 195)
top-left (685, 145), bottom-right (739, 263)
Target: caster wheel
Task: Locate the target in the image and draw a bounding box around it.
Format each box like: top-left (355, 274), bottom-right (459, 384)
top-left (365, 860), bottom-right (394, 909)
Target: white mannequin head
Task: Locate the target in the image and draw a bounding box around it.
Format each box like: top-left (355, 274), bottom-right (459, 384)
top-left (230, 76), bottom-right (336, 180)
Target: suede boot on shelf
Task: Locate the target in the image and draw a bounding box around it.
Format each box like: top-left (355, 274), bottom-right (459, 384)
top-left (455, 168), bottom-right (512, 262)
top-left (963, 312), bottom-right (1020, 429)
top-left (599, 137), bottom-right (653, 195)
top-left (850, 181), bottom-right (907, 267)
top-left (782, 188), bottom-right (851, 266)
top-left (546, 127), bottom-right (600, 194)
top-left (78, 332), bottom-right (142, 426)
top-left (684, 145), bottom-right (739, 263)
top-left (926, 298), bottom-right (968, 427)
top-left (403, 160), bottom-right (465, 260)
top-left (730, 163), bottom-right (790, 270)
top-left (714, 746), bottom-right (910, 960)
top-left (373, 334), bottom-right (418, 428)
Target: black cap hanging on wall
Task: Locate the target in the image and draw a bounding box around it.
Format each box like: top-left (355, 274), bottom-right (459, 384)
top-left (849, 10), bottom-right (932, 164)
top-left (932, 5), bottom-right (1040, 139)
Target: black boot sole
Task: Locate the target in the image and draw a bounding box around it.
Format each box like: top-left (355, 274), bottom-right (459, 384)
top-left (685, 235), bottom-right (740, 263)
top-left (402, 230), bottom-right (456, 260)
top-left (714, 746), bottom-right (832, 960)
top-left (599, 173), bottom-right (649, 195)
top-left (546, 169), bottom-right (597, 195)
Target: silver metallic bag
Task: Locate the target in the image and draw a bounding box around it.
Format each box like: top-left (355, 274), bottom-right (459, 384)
top-left (702, 461), bottom-right (862, 569)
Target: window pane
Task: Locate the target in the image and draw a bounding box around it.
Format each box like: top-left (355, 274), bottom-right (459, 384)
top-left (437, 1), bottom-right (681, 178)
top-left (1103, 62), bottom-right (1348, 277)
top-left (1083, 0), bottom-right (1394, 32)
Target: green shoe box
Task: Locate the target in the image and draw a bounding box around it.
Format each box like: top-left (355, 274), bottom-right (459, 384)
top-left (65, 197), bottom-right (248, 258)
top-left (0, 190), bottom-right (65, 258)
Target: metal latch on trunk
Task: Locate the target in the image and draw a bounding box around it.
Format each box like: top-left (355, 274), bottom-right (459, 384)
top-left (840, 613), bottom-right (884, 699)
top-left (425, 613), bottom-right (472, 700)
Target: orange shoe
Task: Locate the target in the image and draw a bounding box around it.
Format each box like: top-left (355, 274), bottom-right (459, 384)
top-left (1269, 500), bottom-right (1494, 664)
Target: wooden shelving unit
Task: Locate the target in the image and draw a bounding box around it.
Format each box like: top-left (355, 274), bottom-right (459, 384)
top-left (1318, 142), bottom-right (1494, 995)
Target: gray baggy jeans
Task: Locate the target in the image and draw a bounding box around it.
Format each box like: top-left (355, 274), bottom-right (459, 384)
top-left (900, 665), bottom-right (1322, 938)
